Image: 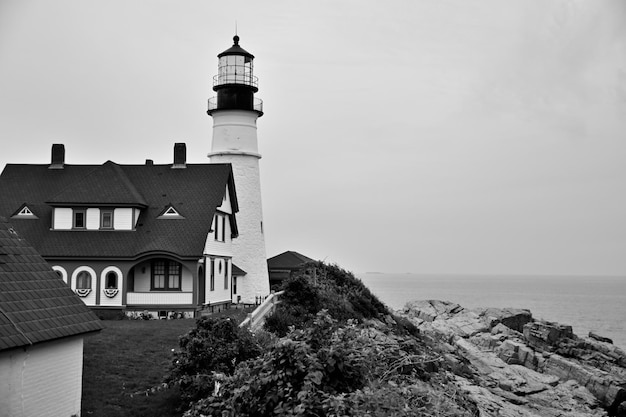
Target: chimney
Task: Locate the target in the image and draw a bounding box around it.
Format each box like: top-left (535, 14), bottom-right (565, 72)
top-left (49, 144), bottom-right (65, 169)
top-left (145, 159), bottom-right (154, 166)
top-left (172, 143), bottom-right (186, 169)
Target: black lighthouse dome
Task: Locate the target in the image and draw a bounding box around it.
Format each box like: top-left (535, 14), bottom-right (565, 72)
top-left (208, 36), bottom-right (263, 116)
top-left (217, 35), bottom-right (254, 60)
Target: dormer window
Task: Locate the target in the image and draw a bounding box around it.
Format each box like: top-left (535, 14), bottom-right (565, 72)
top-left (73, 209), bottom-right (86, 229)
top-left (100, 210), bottom-right (114, 229)
top-left (12, 205), bottom-right (38, 219)
top-left (157, 205), bottom-right (184, 219)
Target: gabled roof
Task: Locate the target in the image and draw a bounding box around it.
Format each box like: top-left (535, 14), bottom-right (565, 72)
top-left (232, 263), bottom-right (247, 276)
top-left (0, 217), bottom-right (102, 351)
top-left (267, 251), bottom-right (315, 270)
top-left (47, 161), bottom-right (148, 207)
top-left (0, 162), bottom-right (238, 260)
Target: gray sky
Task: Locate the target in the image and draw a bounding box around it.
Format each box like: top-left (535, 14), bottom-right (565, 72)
top-left (1, 0), bottom-right (625, 275)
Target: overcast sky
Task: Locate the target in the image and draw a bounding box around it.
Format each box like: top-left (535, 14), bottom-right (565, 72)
top-left (1, 0), bottom-right (625, 275)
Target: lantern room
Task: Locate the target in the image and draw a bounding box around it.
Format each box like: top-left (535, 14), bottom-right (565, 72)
top-left (208, 35), bottom-right (263, 116)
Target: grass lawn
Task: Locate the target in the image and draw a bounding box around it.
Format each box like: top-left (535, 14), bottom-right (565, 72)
top-left (82, 308), bottom-right (252, 417)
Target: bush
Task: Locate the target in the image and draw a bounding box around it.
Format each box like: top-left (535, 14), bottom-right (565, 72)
top-left (264, 275), bottom-right (320, 336)
top-left (185, 312), bottom-right (372, 417)
top-left (167, 317), bottom-right (261, 403)
top-left (264, 262), bottom-right (391, 334)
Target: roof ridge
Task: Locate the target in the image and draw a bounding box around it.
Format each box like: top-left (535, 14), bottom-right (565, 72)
top-left (112, 162), bottom-right (148, 206)
top-left (46, 161), bottom-right (148, 206)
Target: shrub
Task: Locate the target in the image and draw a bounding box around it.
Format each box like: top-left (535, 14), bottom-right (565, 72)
top-left (167, 317), bottom-right (261, 403)
top-left (185, 312), bottom-right (372, 417)
top-left (264, 274), bottom-right (320, 336)
top-left (265, 262), bottom-right (391, 334)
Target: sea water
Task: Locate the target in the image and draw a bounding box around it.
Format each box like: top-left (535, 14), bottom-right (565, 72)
top-left (357, 273), bottom-right (626, 349)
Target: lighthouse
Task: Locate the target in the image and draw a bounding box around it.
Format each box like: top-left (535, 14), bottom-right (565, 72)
top-left (207, 35), bottom-right (270, 301)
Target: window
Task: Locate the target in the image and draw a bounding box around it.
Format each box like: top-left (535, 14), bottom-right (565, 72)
top-left (151, 260), bottom-right (181, 291)
top-left (101, 210), bottom-right (114, 229)
top-left (74, 269), bottom-right (93, 297)
top-left (76, 271), bottom-right (91, 289)
top-left (73, 209), bottom-right (86, 229)
top-left (105, 271), bottom-right (118, 289)
top-left (224, 259), bottom-right (229, 290)
top-left (13, 205), bottom-right (37, 218)
top-left (214, 214), bottom-right (226, 242)
top-left (157, 205), bottom-right (184, 219)
top-left (52, 266), bottom-right (67, 283)
top-left (210, 258), bottom-right (215, 291)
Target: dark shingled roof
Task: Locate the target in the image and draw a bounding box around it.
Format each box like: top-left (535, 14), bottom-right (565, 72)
top-left (0, 217), bottom-right (103, 351)
top-left (0, 162), bottom-right (238, 260)
top-left (48, 161), bottom-right (148, 207)
top-left (267, 251), bottom-right (315, 270)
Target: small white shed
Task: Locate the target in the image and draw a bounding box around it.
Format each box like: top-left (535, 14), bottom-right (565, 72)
top-left (0, 217), bottom-right (102, 417)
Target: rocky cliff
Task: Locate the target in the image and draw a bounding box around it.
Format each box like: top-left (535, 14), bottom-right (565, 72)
top-left (398, 300), bottom-right (626, 417)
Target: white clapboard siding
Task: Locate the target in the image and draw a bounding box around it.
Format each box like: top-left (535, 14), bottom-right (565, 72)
top-left (53, 208), bottom-right (73, 229)
top-left (0, 336), bottom-right (84, 417)
top-left (114, 208), bottom-right (133, 230)
top-left (86, 208), bottom-right (100, 230)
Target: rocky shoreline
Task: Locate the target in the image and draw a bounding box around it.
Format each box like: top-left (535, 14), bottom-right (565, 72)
top-left (398, 300), bottom-right (626, 417)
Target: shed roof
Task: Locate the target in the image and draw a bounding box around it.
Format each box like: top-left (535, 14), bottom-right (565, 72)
top-left (267, 251), bottom-right (315, 270)
top-left (0, 217), bottom-right (103, 351)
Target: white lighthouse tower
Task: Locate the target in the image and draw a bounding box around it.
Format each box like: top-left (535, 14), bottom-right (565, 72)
top-left (207, 35), bottom-right (270, 301)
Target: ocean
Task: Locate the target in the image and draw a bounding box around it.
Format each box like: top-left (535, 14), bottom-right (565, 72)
top-left (357, 273), bottom-right (626, 349)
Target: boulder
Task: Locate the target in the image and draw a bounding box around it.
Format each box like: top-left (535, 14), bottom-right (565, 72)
top-left (589, 332), bottom-right (613, 344)
top-left (398, 301), bottom-right (626, 415)
top-left (403, 299), bottom-right (464, 322)
top-left (524, 321), bottom-right (574, 351)
top-left (477, 307), bottom-right (533, 333)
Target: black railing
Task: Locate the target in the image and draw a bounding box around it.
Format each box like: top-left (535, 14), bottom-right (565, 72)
top-left (208, 97), bottom-right (263, 113)
top-left (213, 72), bottom-right (258, 88)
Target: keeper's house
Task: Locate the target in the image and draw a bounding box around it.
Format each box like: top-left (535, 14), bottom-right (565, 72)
top-left (0, 216), bottom-right (102, 417)
top-left (0, 143), bottom-right (241, 318)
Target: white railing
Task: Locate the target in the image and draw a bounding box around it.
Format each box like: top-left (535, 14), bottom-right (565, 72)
top-left (240, 291), bottom-right (284, 331)
top-left (126, 292), bottom-right (193, 305)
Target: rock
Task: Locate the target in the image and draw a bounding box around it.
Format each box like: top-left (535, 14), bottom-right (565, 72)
top-left (403, 299), bottom-right (464, 322)
top-left (589, 332), bottom-right (613, 344)
top-left (491, 322), bottom-right (523, 338)
top-left (477, 307), bottom-right (533, 333)
top-left (397, 300), bottom-right (626, 415)
top-left (542, 352), bottom-right (626, 412)
top-left (455, 337), bottom-right (507, 374)
top-left (470, 332), bottom-right (506, 350)
top-left (524, 321), bottom-right (574, 351)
